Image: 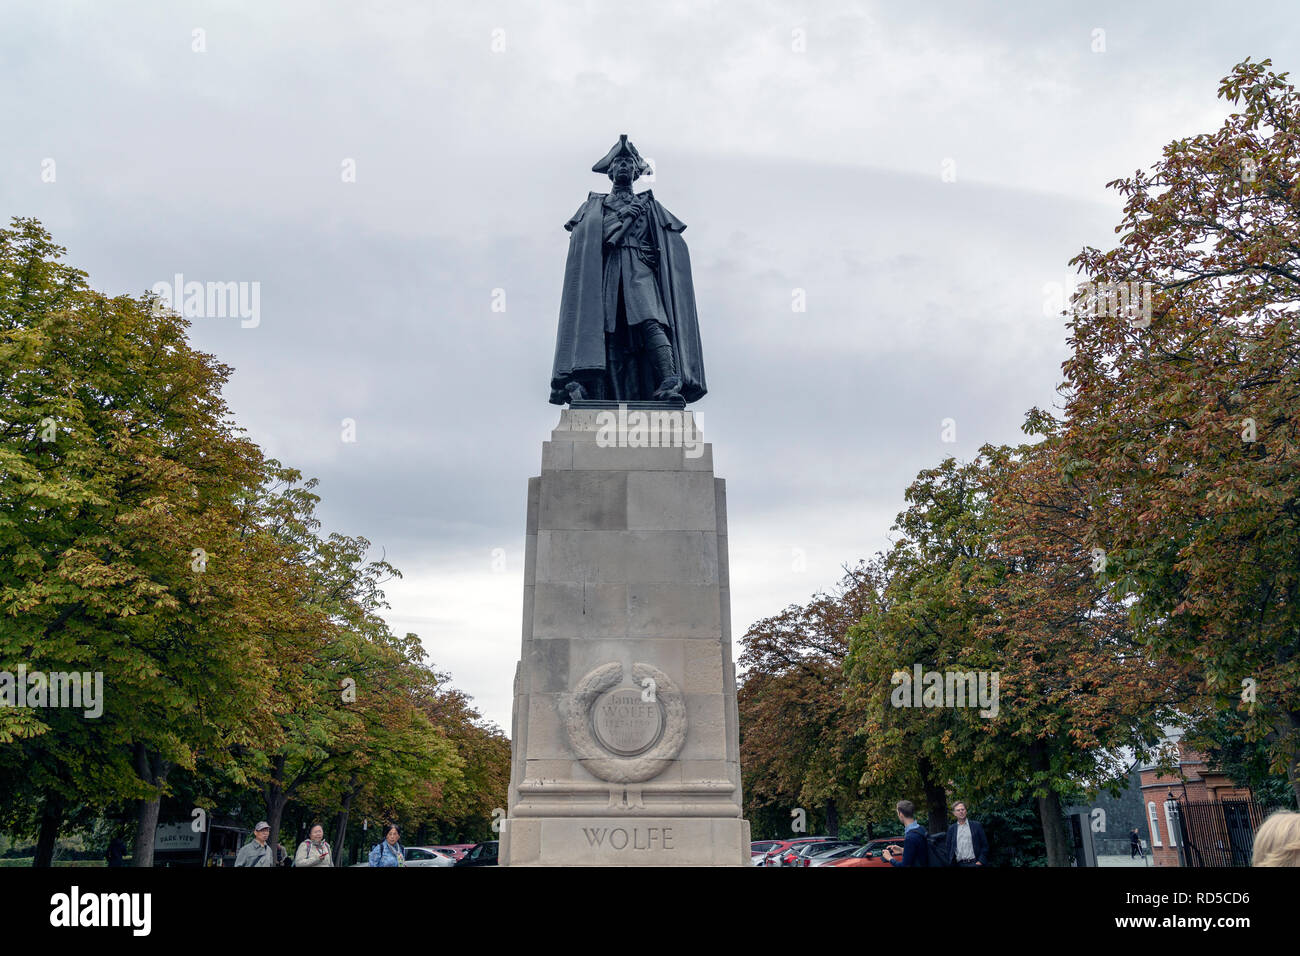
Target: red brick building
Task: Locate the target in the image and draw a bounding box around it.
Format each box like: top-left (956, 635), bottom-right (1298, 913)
top-left (1138, 732), bottom-right (1256, 867)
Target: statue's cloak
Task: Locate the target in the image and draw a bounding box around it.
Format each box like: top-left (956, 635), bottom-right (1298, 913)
top-left (550, 190), bottom-right (707, 403)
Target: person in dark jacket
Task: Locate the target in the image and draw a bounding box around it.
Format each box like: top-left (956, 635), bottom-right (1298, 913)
top-left (106, 837), bottom-right (126, 867)
top-left (884, 800), bottom-right (929, 867)
top-left (946, 801), bottom-right (989, 866)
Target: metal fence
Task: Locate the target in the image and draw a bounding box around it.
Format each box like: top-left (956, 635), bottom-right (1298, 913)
top-left (1170, 798), bottom-right (1271, 867)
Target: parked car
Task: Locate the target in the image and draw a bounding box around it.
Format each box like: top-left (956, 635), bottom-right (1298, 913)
top-left (759, 837), bottom-right (832, 868)
top-left (823, 838), bottom-right (902, 868)
top-left (454, 841), bottom-right (499, 867)
top-left (750, 840), bottom-right (780, 865)
top-left (429, 844), bottom-right (474, 861)
top-left (806, 842), bottom-right (865, 867)
top-left (758, 837), bottom-right (829, 867)
top-left (790, 840), bottom-right (858, 867)
top-left (403, 846), bottom-right (456, 867)
top-left (776, 841), bottom-right (833, 867)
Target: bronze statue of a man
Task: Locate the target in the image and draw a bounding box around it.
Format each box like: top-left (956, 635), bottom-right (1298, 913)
top-left (550, 135), bottom-right (707, 405)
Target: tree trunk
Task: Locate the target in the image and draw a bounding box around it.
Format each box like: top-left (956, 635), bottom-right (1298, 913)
top-left (334, 778), bottom-right (360, 865)
top-left (133, 795), bottom-right (162, 868)
top-left (333, 801), bottom-right (351, 863)
top-left (264, 755), bottom-right (288, 865)
top-left (825, 798), bottom-right (839, 838)
top-left (1037, 790), bottom-right (1071, 867)
top-left (33, 793), bottom-right (63, 867)
top-left (917, 755), bottom-right (948, 831)
top-left (131, 742), bottom-right (171, 868)
top-left (1027, 740), bottom-right (1071, 866)
top-left (266, 793), bottom-right (288, 866)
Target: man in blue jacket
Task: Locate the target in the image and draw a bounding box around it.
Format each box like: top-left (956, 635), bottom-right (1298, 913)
top-left (883, 800), bottom-right (929, 867)
top-left (946, 801), bottom-right (990, 867)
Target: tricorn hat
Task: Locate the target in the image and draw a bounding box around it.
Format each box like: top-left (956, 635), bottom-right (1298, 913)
top-left (592, 134), bottom-right (651, 179)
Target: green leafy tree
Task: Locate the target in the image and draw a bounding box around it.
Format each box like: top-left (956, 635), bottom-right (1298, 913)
top-left (0, 218), bottom-right (279, 865)
top-left (845, 460), bottom-right (1004, 831)
top-left (231, 467), bottom-right (460, 856)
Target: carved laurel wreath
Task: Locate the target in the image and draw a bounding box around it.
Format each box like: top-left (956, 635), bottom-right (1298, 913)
top-left (563, 661), bottom-right (687, 783)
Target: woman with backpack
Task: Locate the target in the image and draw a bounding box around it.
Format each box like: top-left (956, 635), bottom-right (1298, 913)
top-left (294, 823), bottom-right (333, 867)
top-left (368, 824), bottom-right (405, 867)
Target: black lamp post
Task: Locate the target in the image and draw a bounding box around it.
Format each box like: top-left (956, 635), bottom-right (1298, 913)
top-left (1165, 790), bottom-right (1187, 867)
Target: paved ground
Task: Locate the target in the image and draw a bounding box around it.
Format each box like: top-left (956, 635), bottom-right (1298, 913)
top-left (1097, 854), bottom-right (1151, 867)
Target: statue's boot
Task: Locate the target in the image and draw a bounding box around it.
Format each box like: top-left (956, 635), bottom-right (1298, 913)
top-left (650, 341), bottom-right (682, 400)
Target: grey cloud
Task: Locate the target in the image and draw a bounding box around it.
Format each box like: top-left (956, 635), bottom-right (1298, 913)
top-left (2, 0), bottom-right (1289, 728)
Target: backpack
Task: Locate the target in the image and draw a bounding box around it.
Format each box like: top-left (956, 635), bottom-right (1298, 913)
top-left (297, 839), bottom-right (328, 866)
top-left (926, 828), bottom-right (950, 867)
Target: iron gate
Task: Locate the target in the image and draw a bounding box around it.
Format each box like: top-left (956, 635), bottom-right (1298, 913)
top-left (1171, 798), bottom-right (1271, 867)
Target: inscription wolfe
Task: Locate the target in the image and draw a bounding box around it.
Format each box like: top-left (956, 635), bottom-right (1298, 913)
top-left (581, 826), bottom-right (675, 851)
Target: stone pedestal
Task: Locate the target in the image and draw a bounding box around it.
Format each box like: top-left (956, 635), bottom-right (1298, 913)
top-left (500, 406), bottom-right (750, 866)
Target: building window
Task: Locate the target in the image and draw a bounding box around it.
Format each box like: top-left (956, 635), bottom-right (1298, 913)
top-left (1164, 802), bottom-right (1180, 848)
top-left (1146, 802), bottom-right (1162, 846)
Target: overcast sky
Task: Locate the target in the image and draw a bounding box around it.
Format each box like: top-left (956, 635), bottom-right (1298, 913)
top-left (3, 1), bottom-right (1291, 732)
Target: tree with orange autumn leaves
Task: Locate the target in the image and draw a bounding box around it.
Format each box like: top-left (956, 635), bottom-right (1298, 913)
top-left (1062, 57), bottom-right (1300, 803)
top-left (742, 446), bottom-right (1186, 862)
top-left (739, 59), bottom-right (1299, 860)
top-left (738, 563), bottom-right (881, 837)
top-left (974, 433), bottom-right (1194, 864)
top-left (843, 448), bottom-right (1187, 866)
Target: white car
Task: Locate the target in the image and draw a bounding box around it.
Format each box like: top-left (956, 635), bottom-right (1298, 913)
top-left (402, 846), bottom-right (456, 867)
top-left (351, 846), bottom-right (456, 867)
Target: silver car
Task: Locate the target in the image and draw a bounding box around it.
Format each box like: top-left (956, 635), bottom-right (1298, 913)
top-left (793, 841), bottom-right (858, 867)
top-left (403, 846), bottom-right (456, 867)
top-left (807, 843), bottom-right (863, 867)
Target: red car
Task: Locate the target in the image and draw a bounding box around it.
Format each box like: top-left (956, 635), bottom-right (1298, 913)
top-left (823, 837), bottom-right (903, 868)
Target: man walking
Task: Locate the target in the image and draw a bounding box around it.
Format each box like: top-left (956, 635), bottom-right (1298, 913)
top-left (883, 800), bottom-right (929, 867)
top-left (946, 801), bottom-right (989, 867)
top-left (234, 821), bottom-right (275, 867)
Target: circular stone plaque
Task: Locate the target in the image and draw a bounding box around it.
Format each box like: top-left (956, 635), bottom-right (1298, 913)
top-left (591, 687), bottom-right (664, 757)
